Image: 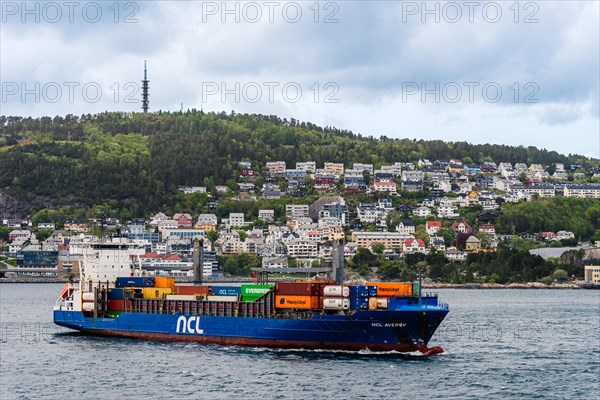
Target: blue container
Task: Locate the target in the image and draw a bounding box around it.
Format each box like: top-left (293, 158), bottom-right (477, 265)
top-left (211, 286), bottom-right (241, 296)
top-left (367, 286), bottom-right (378, 297)
top-left (107, 288), bottom-right (124, 300)
top-left (349, 286), bottom-right (370, 298)
top-left (350, 297), bottom-right (369, 310)
top-left (348, 285), bottom-right (359, 298)
top-left (116, 277), bottom-right (155, 288)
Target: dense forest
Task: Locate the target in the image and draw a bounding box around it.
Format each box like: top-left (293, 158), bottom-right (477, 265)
top-left (0, 111), bottom-right (598, 221)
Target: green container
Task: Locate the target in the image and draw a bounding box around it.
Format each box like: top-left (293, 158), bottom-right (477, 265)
top-left (412, 282), bottom-right (420, 296)
top-left (241, 284), bottom-right (273, 301)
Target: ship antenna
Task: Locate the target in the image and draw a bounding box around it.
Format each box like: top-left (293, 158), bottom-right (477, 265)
top-left (418, 267), bottom-right (422, 305)
top-left (193, 238), bottom-right (204, 285)
top-left (333, 239), bottom-right (345, 285)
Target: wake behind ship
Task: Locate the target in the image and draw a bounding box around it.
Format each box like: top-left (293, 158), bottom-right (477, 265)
top-left (54, 240), bottom-right (449, 355)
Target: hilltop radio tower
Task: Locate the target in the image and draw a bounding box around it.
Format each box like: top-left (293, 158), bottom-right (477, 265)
top-left (142, 60), bottom-right (149, 113)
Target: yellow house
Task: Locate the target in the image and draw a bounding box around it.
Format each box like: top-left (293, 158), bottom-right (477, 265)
top-left (584, 266), bottom-right (600, 283)
top-left (465, 236), bottom-right (481, 251)
top-left (195, 223), bottom-right (217, 232)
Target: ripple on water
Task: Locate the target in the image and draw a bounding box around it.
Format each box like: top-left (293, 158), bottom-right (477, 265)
top-left (1, 286), bottom-right (599, 400)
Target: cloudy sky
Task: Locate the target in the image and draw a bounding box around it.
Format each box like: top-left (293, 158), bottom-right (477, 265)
top-left (1, 1), bottom-right (599, 157)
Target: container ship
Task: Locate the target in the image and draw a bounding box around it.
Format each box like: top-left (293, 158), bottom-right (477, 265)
top-left (54, 240), bottom-right (449, 355)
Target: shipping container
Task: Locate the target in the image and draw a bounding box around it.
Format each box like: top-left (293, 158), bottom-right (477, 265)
top-left (275, 282), bottom-right (322, 296)
top-left (206, 295), bottom-right (239, 302)
top-left (142, 287), bottom-right (173, 299)
top-left (412, 282), bottom-right (420, 296)
top-left (275, 295), bottom-right (321, 309)
top-left (368, 286), bottom-right (378, 297)
top-left (376, 298), bottom-right (389, 309)
top-left (348, 285), bottom-right (369, 298)
top-left (107, 288), bottom-right (124, 300)
top-left (154, 276), bottom-right (175, 289)
top-left (165, 294), bottom-right (197, 301)
top-left (366, 282), bottom-right (412, 297)
top-left (115, 277), bottom-right (155, 288)
top-left (175, 285), bottom-right (210, 295)
top-left (82, 302), bottom-right (95, 311)
top-left (81, 292), bottom-right (95, 301)
top-left (105, 310), bottom-right (122, 318)
top-left (211, 286), bottom-right (242, 296)
top-left (323, 298), bottom-right (350, 310)
top-left (349, 297), bottom-right (369, 310)
top-left (241, 284), bottom-right (273, 302)
top-left (323, 285), bottom-right (349, 297)
top-left (106, 300), bottom-right (132, 311)
top-left (368, 297), bottom-right (378, 310)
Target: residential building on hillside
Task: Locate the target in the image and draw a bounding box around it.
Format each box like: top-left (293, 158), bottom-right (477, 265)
top-left (397, 219), bottom-right (415, 235)
top-left (296, 161), bottom-right (316, 172)
top-left (352, 232), bottom-right (410, 249)
top-left (258, 209), bottom-right (275, 222)
top-left (286, 204), bottom-right (310, 221)
top-left (563, 184), bottom-right (600, 199)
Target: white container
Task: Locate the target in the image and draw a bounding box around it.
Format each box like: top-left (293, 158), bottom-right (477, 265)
top-left (376, 298), bottom-right (389, 309)
top-left (207, 295), bottom-right (238, 302)
top-left (166, 294), bottom-right (197, 301)
top-left (82, 292), bottom-right (95, 301)
top-left (81, 302), bottom-right (95, 311)
top-left (323, 285), bottom-right (349, 298)
top-left (323, 298), bottom-right (350, 310)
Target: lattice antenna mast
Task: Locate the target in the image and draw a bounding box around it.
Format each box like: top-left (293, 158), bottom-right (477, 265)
top-left (142, 60), bottom-right (149, 113)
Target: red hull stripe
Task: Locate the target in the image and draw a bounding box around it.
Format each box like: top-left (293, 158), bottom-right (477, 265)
top-left (79, 328), bottom-right (443, 355)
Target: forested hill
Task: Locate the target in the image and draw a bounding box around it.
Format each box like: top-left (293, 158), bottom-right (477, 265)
top-left (0, 111), bottom-right (595, 213)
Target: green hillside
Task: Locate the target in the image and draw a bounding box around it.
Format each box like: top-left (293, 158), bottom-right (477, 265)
top-left (0, 111), bottom-right (597, 218)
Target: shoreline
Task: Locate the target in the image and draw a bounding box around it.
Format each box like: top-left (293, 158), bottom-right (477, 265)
top-left (1, 278), bottom-right (597, 289)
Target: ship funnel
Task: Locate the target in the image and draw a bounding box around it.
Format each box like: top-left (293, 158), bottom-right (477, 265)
top-left (193, 238), bottom-right (204, 285)
top-left (332, 239), bottom-right (345, 285)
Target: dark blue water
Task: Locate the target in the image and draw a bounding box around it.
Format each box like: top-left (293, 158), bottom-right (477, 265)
top-left (1, 284), bottom-right (598, 399)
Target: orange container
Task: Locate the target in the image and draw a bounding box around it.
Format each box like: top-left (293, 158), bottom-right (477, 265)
top-left (275, 295), bottom-right (321, 310)
top-left (154, 276), bottom-right (175, 289)
top-left (175, 285), bottom-right (210, 295)
top-left (367, 282), bottom-right (412, 297)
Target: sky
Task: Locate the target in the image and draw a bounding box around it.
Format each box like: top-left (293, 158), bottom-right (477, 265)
top-left (1, 0), bottom-right (599, 158)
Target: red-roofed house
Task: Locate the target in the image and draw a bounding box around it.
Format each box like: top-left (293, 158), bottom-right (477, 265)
top-left (402, 238), bottom-right (426, 253)
top-left (451, 221), bottom-right (473, 234)
top-left (173, 213), bottom-right (193, 228)
top-left (426, 220), bottom-right (442, 235)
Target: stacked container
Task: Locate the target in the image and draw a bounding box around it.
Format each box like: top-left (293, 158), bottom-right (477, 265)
top-left (274, 282), bottom-right (323, 309)
top-left (115, 277), bottom-right (155, 288)
top-left (175, 285), bottom-right (210, 296)
top-left (366, 282), bottom-right (412, 297)
top-left (322, 285), bottom-right (350, 311)
top-left (154, 276), bottom-right (175, 289)
top-left (348, 285), bottom-right (377, 310)
top-left (142, 287), bottom-right (173, 299)
top-left (211, 286), bottom-right (241, 296)
top-left (240, 284), bottom-right (273, 302)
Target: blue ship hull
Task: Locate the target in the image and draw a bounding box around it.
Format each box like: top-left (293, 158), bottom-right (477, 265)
top-left (54, 301), bottom-right (448, 354)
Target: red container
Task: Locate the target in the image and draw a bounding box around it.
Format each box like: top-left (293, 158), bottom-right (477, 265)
top-left (275, 282), bottom-right (322, 296)
top-left (175, 285), bottom-right (210, 295)
top-left (106, 299), bottom-right (132, 311)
